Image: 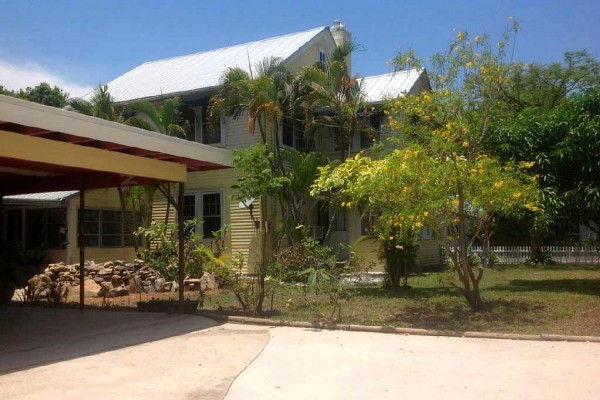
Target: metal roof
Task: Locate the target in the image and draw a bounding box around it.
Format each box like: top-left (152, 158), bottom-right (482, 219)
top-left (3, 190), bottom-right (78, 204)
top-left (98, 27), bottom-right (330, 103)
top-left (361, 69), bottom-right (424, 103)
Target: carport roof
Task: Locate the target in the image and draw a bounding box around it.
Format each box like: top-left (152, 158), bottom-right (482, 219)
top-left (0, 95), bottom-right (233, 196)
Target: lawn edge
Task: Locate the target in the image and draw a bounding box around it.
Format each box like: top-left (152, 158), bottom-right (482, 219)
top-left (196, 310), bottom-right (600, 343)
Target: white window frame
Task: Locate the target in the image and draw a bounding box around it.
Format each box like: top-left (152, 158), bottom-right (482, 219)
top-left (182, 189), bottom-right (225, 239)
top-left (280, 118), bottom-right (305, 150)
top-left (194, 106), bottom-right (225, 146)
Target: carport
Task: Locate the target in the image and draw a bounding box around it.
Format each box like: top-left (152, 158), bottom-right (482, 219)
top-left (0, 94), bottom-right (232, 311)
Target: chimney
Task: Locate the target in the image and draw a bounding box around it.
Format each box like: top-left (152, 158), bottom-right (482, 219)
top-left (331, 19), bottom-right (352, 73)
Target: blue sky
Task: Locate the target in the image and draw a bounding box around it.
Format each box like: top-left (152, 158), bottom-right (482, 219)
top-left (0, 0), bottom-right (598, 97)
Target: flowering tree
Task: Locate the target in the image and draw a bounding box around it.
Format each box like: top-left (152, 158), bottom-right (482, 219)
top-left (313, 21), bottom-right (543, 311)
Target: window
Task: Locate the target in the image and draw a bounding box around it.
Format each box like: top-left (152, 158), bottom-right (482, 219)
top-left (183, 106), bottom-right (223, 145)
top-left (421, 226), bottom-right (433, 240)
top-left (26, 208), bottom-right (66, 249)
top-left (319, 48), bottom-right (328, 66)
top-left (183, 191), bottom-right (223, 239)
top-left (361, 212), bottom-right (379, 236)
top-left (281, 116), bottom-right (306, 150)
top-left (78, 209), bottom-right (136, 248)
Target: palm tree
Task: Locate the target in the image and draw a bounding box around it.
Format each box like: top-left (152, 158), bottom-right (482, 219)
top-left (296, 40), bottom-right (374, 161)
top-left (123, 97), bottom-right (189, 138)
top-left (66, 87), bottom-right (190, 253)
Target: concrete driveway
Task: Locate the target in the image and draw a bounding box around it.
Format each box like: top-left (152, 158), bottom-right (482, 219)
top-left (1, 307), bottom-right (598, 400)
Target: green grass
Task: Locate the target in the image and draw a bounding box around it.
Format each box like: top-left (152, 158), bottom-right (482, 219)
top-left (203, 264), bottom-right (600, 336)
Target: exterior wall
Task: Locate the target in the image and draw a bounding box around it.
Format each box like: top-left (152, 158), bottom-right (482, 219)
top-left (63, 188), bottom-right (137, 265)
top-left (222, 112), bottom-right (260, 149)
top-left (286, 33), bottom-right (337, 74)
top-left (151, 168), bottom-right (261, 274)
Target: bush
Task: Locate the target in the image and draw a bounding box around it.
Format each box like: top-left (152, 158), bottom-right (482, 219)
top-left (135, 220), bottom-right (229, 281)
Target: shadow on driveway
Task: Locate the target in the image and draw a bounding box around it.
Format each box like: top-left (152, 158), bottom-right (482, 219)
top-left (0, 306), bottom-right (221, 374)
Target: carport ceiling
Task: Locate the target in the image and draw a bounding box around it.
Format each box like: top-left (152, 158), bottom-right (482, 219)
top-left (0, 95), bottom-right (233, 196)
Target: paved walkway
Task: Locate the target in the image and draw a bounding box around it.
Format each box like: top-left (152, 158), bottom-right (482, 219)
top-left (1, 307), bottom-right (598, 399)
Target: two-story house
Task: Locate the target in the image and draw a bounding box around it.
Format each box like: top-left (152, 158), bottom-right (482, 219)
top-left (3, 21), bottom-right (436, 272)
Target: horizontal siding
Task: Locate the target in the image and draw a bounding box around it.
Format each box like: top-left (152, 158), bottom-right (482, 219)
top-left (151, 169), bottom-right (261, 274)
top-left (286, 34), bottom-right (336, 73)
top-left (223, 113), bottom-right (260, 149)
top-left (61, 188), bottom-right (137, 265)
top-left (416, 239), bottom-right (441, 267)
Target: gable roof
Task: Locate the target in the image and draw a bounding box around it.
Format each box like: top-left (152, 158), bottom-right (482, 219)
top-left (361, 69), bottom-right (426, 103)
top-left (98, 27), bottom-right (331, 103)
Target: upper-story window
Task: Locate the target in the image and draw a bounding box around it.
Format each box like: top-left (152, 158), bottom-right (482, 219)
top-left (318, 48), bottom-right (328, 68)
top-left (282, 116), bottom-right (306, 150)
top-left (183, 106), bottom-right (224, 145)
top-left (198, 107), bottom-right (224, 145)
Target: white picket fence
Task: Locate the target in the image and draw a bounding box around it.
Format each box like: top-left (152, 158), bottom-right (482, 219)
top-left (470, 245), bottom-right (600, 264)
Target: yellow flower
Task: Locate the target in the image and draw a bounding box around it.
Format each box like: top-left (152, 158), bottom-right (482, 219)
top-left (512, 192), bottom-right (522, 199)
top-left (423, 211), bottom-right (429, 217)
top-left (462, 141), bottom-right (470, 148)
top-left (523, 161), bottom-right (535, 169)
top-left (493, 181), bottom-right (504, 189)
top-left (475, 35), bottom-right (481, 43)
top-left (389, 236), bottom-right (395, 241)
top-left (457, 31), bottom-right (465, 41)
top-left (341, 202), bottom-right (346, 207)
top-left (395, 245), bottom-right (404, 250)
top-left (466, 61), bottom-right (474, 68)
top-left (414, 222), bottom-right (423, 228)
top-left (525, 204), bottom-right (540, 212)
top-left (451, 199), bottom-right (459, 206)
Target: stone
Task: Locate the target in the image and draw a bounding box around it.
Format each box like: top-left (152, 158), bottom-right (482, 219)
top-left (114, 260), bottom-right (125, 266)
top-left (128, 276), bottom-right (144, 294)
top-left (142, 282), bottom-right (155, 293)
top-left (184, 278), bottom-right (201, 291)
top-left (103, 261), bottom-right (114, 268)
top-left (49, 263), bottom-right (70, 274)
top-left (154, 278), bottom-right (166, 292)
top-left (111, 275), bottom-right (122, 286)
top-left (40, 275), bottom-right (52, 283)
top-left (200, 272), bottom-right (218, 291)
top-left (108, 287), bottom-right (128, 297)
top-left (113, 265), bottom-right (126, 273)
top-left (85, 263), bottom-right (103, 273)
top-left (82, 279), bottom-right (103, 297)
top-left (97, 268), bottom-right (113, 276)
top-left (93, 276), bottom-right (104, 284)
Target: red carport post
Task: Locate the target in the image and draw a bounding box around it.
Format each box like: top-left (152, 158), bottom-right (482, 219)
top-left (79, 189), bottom-right (85, 310)
top-left (178, 182), bottom-right (185, 314)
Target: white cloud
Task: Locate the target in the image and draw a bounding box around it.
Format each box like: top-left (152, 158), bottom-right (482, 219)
top-left (0, 60), bottom-right (94, 98)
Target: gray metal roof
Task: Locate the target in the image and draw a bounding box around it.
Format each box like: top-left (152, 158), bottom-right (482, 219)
top-left (98, 27), bottom-right (329, 103)
top-left (3, 190), bottom-right (78, 204)
top-left (361, 69), bottom-right (424, 103)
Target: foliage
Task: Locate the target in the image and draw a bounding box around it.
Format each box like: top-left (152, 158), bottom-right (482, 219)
top-left (204, 264), bottom-right (600, 336)
top-left (134, 220), bottom-right (228, 281)
top-left (275, 235), bottom-right (337, 282)
top-left (296, 40), bottom-right (374, 160)
top-left (18, 82), bottom-right (70, 107)
top-left (485, 87), bottom-right (600, 237)
top-left (232, 145), bottom-right (290, 201)
top-left (123, 97), bottom-right (189, 138)
top-left (313, 21), bottom-right (544, 311)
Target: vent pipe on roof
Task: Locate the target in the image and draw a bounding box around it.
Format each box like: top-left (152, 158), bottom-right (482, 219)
top-left (331, 19), bottom-right (352, 73)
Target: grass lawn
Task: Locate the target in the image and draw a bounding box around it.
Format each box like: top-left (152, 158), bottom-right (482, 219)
top-left (203, 264), bottom-right (600, 336)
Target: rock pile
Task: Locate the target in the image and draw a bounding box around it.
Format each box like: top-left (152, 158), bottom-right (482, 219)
top-left (26, 259), bottom-right (218, 299)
